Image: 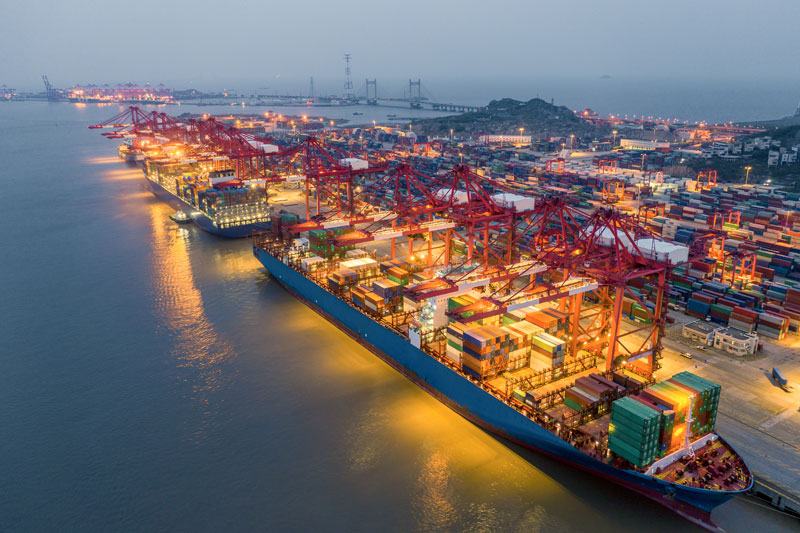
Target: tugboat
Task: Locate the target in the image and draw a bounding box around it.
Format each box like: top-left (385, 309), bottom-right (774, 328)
top-left (169, 211), bottom-right (192, 224)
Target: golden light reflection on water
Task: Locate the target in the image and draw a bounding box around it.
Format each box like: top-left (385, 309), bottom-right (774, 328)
top-left (147, 201), bottom-right (235, 440)
top-left (85, 155), bottom-right (122, 166)
top-left (336, 370), bottom-right (582, 531)
top-left (102, 168), bottom-right (144, 182)
top-left (208, 247), bottom-right (262, 281)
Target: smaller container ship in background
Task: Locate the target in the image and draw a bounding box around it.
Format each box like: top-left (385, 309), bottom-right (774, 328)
top-left (141, 156), bottom-right (272, 237)
top-left (91, 107), bottom-right (281, 237)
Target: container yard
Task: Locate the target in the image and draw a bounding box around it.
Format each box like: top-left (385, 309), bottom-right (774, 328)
top-left (89, 106), bottom-right (800, 526)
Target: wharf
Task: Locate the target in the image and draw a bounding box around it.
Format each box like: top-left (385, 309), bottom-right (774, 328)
top-left (656, 313), bottom-right (800, 515)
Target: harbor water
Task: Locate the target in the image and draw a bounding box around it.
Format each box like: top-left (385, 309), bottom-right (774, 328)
top-left (0, 102), bottom-right (795, 531)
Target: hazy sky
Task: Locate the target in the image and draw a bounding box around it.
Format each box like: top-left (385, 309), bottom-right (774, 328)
top-left (3, 0), bottom-right (799, 94)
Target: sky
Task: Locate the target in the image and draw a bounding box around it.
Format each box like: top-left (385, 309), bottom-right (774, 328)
top-left (2, 0), bottom-right (800, 97)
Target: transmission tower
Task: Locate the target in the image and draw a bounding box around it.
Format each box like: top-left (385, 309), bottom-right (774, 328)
top-left (343, 53), bottom-right (355, 101)
top-left (309, 76), bottom-right (315, 99)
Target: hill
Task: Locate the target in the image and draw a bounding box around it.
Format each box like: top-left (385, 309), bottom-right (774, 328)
top-left (411, 98), bottom-right (608, 139)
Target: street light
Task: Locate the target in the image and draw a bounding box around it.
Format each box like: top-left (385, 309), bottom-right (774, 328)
top-left (744, 165), bottom-right (752, 185)
top-left (612, 130), bottom-right (618, 148)
top-left (570, 134), bottom-right (574, 150)
top-left (450, 128), bottom-right (453, 140)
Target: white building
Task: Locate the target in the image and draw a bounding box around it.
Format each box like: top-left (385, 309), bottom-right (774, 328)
top-left (683, 320), bottom-right (721, 345)
top-left (620, 139), bottom-right (670, 151)
top-left (479, 135), bottom-right (532, 145)
top-left (713, 328), bottom-right (758, 356)
top-left (781, 149), bottom-right (798, 165)
top-left (768, 150), bottom-right (781, 167)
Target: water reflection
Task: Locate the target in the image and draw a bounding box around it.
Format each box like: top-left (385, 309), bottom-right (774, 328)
top-left (85, 155), bottom-right (123, 166)
top-left (147, 201), bottom-right (235, 442)
top-left (335, 373), bottom-right (577, 531)
top-left (102, 168), bottom-right (144, 182)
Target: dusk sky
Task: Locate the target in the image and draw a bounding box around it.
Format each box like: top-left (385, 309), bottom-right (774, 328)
top-left (3, 0), bottom-right (800, 94)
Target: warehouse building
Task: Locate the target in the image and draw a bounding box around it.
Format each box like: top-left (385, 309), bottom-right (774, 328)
top-left (713, 328), bottom-right (758, 356)
top-left (682, 320), bottom-right (721, 345)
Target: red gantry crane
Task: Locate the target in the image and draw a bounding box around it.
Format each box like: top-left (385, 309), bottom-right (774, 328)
top-left (447, 197), bottom-right (679, 378)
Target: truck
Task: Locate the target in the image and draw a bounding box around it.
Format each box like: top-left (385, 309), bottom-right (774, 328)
top-left (772, 367), bottom-right (792, 392)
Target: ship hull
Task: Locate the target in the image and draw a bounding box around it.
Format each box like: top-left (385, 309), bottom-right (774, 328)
top-left (144, 175), bottom-right (266, 238)
top-left (253, 247), bottom-right (750, 530)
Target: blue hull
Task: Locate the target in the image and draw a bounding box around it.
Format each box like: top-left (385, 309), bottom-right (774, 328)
top-left (145, 176), bottom-right (268, 238)
top-left (254, 246), bottom-right (752, 529)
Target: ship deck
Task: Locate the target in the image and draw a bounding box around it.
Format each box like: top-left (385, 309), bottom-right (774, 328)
top-left (651, 438), bottom-right (751, 492)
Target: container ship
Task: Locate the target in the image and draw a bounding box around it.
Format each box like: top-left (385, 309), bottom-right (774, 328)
top-left (252, 181), bottom-right (753, 530)
top-left (141, 156), bottom-right (271, 237)
top-left (90, 107), bottom-right (282, 238)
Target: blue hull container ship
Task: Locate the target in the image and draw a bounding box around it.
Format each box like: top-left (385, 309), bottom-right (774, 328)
top-left (253, 233), bottom-right (752, 531)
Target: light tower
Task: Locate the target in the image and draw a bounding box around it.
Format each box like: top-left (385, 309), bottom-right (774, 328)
top-left (343, 53), bottom-right (355, 102)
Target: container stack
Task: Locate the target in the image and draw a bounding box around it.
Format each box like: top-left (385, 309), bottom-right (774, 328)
top-left (344, 248), bottom-right (368, 259)
top-left (757, 312), bottom-right (788, 339)
top-left (300, 255), bottom-right (326, 272)
top-left (686, 293), bottom-right (713, 318)
top-left (709, 302), bottom-right (733, 324)
top-left (525, 309), bottom-right (559, 333)
top-left (448, 294), bottom-right (479, 320)
top-left (623, 299), bottom-right (656, 324)
top-left (564, 386), bottom-right (598, 411)
top-left (564, 374), bottom-right (621, 412)
top-left (327, 269), bottom-right (358, 292)
top-left (728, 307), bottom-right (758, 333)
top-left (611, 370), bottom-right (649, 390)
top-left (669, 372), bottom-right (721, 437)
top-left (363, 291), bottom-right (388, 316)
top-left (688, 258), bottom-right (716, 279)
top-left (387, 266), bottom-right (410, 286)
top-left (308, 227), bottom-right (356, 258)
top-left (371, 279), bottom-right (404, 314)
top-left (501, 308), bottom-right (527, 325)
top-left (460, 326), bottom-right (511, 380)
top-left (639, 383), bottom-right (691, 452)
top-left (339, 257), bottom-right (378, 274)
top-left (380, 259), bottom-right (411, 274)
top-left (445, 322), bottom-right (469, 364)
top-left (608, 397), bottom-right (662, 468)
top-left (530, 333), bottom-right (566, 369)
top-left (504, 320), bottom-right (543, 370)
